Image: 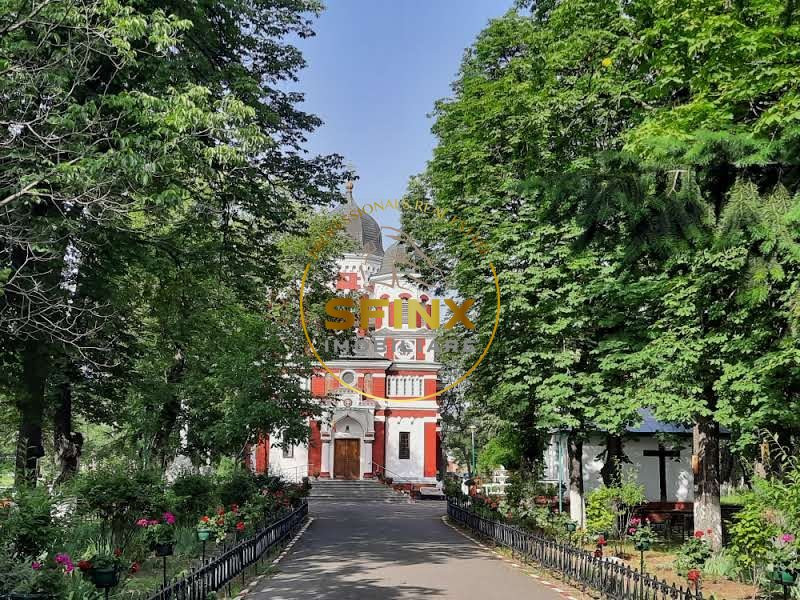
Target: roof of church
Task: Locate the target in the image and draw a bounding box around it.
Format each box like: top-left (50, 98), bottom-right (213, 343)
top-left (334, 182), bottom-right (384, 256)
top-left (377, 240), bottom-right (410, 275)
top-left (630, 409), bottom-right (692, 434)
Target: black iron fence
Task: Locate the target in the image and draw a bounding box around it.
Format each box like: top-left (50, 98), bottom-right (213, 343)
top-left (145, 501), bottom-right (308, 600)
top-left (448, 498), bottom-right (702, 600)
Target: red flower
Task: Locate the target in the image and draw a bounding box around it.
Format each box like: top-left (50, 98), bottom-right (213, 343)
top-left (201, 516), bottom-right (210, 523)
top-left (236, 521), bottom-right (245, 532)
top-left (597, 536), bottom-right (607, 546)
top-left (217, 507), bottom-right (225, 516)
top-left (216, 518), bottom-right (224, 526)
top-left (231, 504), bottom-right (239, 513)
top-left (77, 560), bottom-right (92, 572)
top-left (594, 548), bottom-right (603, 558)
top-left (694, 530), bottom-right (704, 538)
top-left (130, 562), bottom-right (140, 574)
top-left (706, 528), bottom-right (712, 535)
top-left (687, 569), bottom-right (701, 582)
top-left (113, 548), bottom-right (122, 557)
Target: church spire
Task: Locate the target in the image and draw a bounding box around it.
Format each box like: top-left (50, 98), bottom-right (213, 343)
top-left (345, 180), bottom-right (355, 205)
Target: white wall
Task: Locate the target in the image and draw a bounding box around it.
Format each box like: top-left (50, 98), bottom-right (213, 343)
top-left (385, 416), bottom-right (434, 482)
top-left (268, 437), bottom-right (309, 482)
top-left (546, 434), bottom-right (693, 502)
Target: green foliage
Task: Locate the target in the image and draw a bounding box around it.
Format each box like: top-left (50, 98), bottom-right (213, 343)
top-left (169, 474), bottom-right (218, 524)
top-left (2, 487), bottom-right (63, 556)
top-left (585, 487), bottom-right (616, 535)
top-left (702, 548), bottom-right (742, 580)
top-left (72, 467), bottom-right (165, 547)
top-left (477, 435), bottom-right (520, 474)
top-left (216, 470), bottom-right (258, 508)
top-left (675, 533), bottom-right (714, 576)
top-left (729, 501), bottom-right (779, 578)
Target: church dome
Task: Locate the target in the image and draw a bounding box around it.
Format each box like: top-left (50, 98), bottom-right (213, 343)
top-left (335, 182), bottom-right (384, 256)
top-left (377, 240), bottom-right (410, 275)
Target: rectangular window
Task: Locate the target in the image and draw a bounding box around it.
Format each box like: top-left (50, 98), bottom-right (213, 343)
top-left (399, 432), bottom-right (410, 460)
top-left (282, 432), bottom-right (294, 459)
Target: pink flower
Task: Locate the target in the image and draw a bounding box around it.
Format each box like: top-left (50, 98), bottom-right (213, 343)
top-left (136, 518), bottom-right (149, 527)
top-left (31, 561), bottom-right (42, 570)
top-left (148, 519), bottom-right (159, 526)
top-left (628, 527), bottom-right (636, 535)
top-left (630, 517), bottom-right (641, 526)
top-left (782, 534), bottom-right (796, 543)
top-left (163, 512), bottom-right (176, 525)
top-left (694, 530), bottom-right (704, 538)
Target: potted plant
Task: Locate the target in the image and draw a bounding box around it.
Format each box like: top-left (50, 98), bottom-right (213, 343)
top-left (196, 515), bottom-right (218, 541)
top-left (137, 512), bottom-right (177, 556)
top-left (385, 477), bottom-right (393, 486)
top-left (11, 554), bottom-right (72, 600)
top-left (312, 470), bottom-right (321, 481)
top-left (768, 533), bottom-right (799, 586)
top-left (79, 548), bottom-right (124, 589)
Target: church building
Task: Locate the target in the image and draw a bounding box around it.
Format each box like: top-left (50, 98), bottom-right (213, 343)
top-left (250, 183), bottom-right (442, 483)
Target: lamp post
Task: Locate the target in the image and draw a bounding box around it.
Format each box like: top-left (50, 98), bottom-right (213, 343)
top-left (469, 425), bottom-right (477, 477)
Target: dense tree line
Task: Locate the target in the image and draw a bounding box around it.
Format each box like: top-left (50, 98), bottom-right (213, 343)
top-left (404, 0), bottom-right (800, 548)
top-left (0, 0), bottom-right (347, 485)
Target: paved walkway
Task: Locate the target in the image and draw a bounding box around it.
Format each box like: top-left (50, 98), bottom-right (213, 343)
top-left (251, 501), bottom-right (566, 600)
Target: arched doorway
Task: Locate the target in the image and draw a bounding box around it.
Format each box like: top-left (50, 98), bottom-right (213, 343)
top-left (333, 416), bottom-right (363, 480)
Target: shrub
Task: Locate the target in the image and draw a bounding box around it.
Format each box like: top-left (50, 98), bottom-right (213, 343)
top-left (728, 501), bottom-right (778, 581)
top-left (2, 487), bottom-right (64, 556)
top-left (217, 469), bottom-right (258, 506)
top-left (675, 530), bottom-right (713, 575)
top-left (476, 435), bottom-right (519, 475)
top-left (72, 467), bottom-right (165, 547)
top-left (586, 487), bottom-right (616, 535)
top-left (170, 473), bottom-right (218, 523)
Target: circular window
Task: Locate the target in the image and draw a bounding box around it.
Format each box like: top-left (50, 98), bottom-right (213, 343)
top-left (341, 370), bottom-right (356, 385)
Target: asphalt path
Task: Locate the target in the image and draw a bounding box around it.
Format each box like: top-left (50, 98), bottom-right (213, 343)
top-left (251, 501), bottom-right (567, 600)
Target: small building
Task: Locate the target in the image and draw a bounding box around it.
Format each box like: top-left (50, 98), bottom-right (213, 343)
top-left (543, 410), bottom-right (695, 524)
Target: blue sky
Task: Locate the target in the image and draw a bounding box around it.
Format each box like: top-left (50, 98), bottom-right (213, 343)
top-left (294, 0), bottom-right (512, 237)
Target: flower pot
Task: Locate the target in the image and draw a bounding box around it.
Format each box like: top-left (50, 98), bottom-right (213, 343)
top-left (154, 542), bottom-right (174, 557)
top-left (197, 529), bottom-right (212, 541)
top-left (771, 570), bottom-right (796, 585)
top-left (634, 541), bottom-right (651, 551)
top-left (89, 567), bottom-right (120, 589)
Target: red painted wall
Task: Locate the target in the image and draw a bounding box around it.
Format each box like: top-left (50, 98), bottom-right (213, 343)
top-left (424, 422), bottom-right (437, 477)
top-left (373, 421), bottom-right (386, 474)
top-left (255, 435), bottom-right (269, 474)
top-left (308, 420), bottom-right (322, 475)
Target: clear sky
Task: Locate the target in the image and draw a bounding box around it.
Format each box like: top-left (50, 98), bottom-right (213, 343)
top-left (294, 0), bottom-right (513, 237)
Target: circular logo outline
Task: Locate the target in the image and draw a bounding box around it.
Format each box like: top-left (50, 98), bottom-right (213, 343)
top-left (299, 258), bottom-right (500, 402)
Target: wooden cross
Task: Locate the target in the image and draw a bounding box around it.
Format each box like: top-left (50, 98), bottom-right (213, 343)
top-left (643, 444), bottom-right (681, 502)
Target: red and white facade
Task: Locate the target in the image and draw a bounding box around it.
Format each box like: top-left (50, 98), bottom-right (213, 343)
top-left (251, 184), bottom-right (442, 483)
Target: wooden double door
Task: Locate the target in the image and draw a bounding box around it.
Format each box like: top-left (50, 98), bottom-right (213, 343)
top-left (334, 439), bottom-right (360, 480)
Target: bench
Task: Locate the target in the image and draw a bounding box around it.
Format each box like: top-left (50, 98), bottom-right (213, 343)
top-left (418, 482), bottom-right (446, 499)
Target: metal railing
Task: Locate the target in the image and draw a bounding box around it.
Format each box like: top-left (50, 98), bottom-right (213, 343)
top-left (371, 461), bottom-right (413, 484)
top-left (145, 501), bottom-right (308, 600)
top-left (448, 498), bottom-right (702, 600)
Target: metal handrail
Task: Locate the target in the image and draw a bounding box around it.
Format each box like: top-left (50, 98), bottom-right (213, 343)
top-left (371, 461), bottom-right (413, 484)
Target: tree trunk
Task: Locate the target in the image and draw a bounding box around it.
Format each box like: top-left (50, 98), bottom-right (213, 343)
top-left (152, 346), bottom-right (186, 468)
top-left (15, 341), bottom-right (49, 487)
top-left (567, 432), bottom-right (584, 526)
top-left (53, 377), bottom-right (83, 485)
top-left (693, 416), bottom-right (722, 550)
top-left (600, 433), bottom-right (626, 487)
